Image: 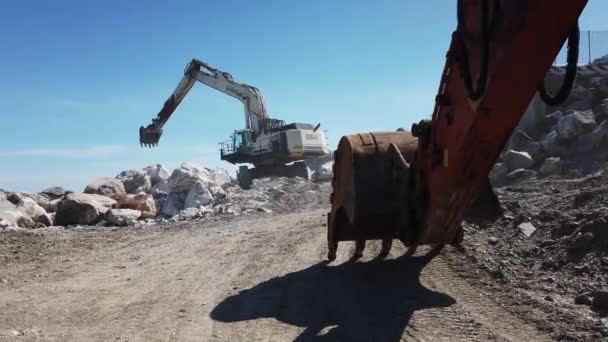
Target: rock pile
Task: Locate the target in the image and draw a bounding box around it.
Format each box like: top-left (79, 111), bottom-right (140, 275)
top-left (462, 68), bottom-right (608, 339)
top-left (1, 160), bottom-right (333, 231)
top-left (463, 170), bottom-right (608, 319)
top-left (491, 70), bottom-right (608, 187)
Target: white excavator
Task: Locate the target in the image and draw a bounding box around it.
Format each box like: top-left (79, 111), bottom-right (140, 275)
top-left (139, 58), bottom-right (330, 189)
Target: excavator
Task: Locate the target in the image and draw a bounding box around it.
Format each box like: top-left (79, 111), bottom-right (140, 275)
top-left (327, 0), bottom-right (589, 260)
top-left (139, 59), bottom-right (330, 189)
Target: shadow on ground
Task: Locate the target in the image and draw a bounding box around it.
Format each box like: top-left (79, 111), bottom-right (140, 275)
top-left (211, 253), bottom-right (455, 341)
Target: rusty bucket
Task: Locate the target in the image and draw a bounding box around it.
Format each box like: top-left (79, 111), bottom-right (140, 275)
top-left (327, 131), bottom-right (418, 260)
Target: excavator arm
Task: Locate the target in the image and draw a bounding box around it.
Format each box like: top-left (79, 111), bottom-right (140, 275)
top-left (412, 0), bottom-right (587, 245)
top-left (139, 59), bottom-right (269, 147)
top-left (327, 0), bottom-right (588, 259)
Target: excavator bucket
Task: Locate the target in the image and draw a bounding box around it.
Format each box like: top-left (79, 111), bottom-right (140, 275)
top-left (327, 131), bottom-right (502, 260)
top-left (139, 125), bottom-right (162, 147)
top-left (327, 131), bottom-right (418, 260)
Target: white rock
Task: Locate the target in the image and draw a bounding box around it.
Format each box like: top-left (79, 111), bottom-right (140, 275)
top-left (84, 177), bottom-right (125, 196)
top-left (295, 182), bottom-right (321, 193)
top-left (520, 141), bottom-right (544, 161)
top-left (518, 222), bottom-right (537, 237)
top-left (556, 110), bottom-right (596, 141)
top-left (311, 162), bottom-right (333, 183)
top-left (539, 157), bottom-right (562, 176)
top-left (116, 170), bottom-right (152, 194)
top-left (184, 181), bottom-right (213, 209)
top-left (575, 120), bottom-right (608, 153)
top-left (149, 180), bottom-right (170, 199)
top-left (542, 110), bottom-right (563, 128)
top-left (7, 192), bottom-right (53, 213)
top-left (161, 192), bottom-right (187, 217)
top-left (489, 162), bottom-right (509, 186)
top-left (16, 198), bottom-right (48, 226)
top-left (540, 130), bottom-right (569, 157)
top-left (305, 155), bottom-right (334, 173)
top-left (0, 218), bottom-right (13, 229)
top-left (40, 213), bottom-right (54, 227)
top-left (208, 168), bottom-right (233, 186)
top-left (154, 197), bottom-right (166, 215)
top-left (209, 185), bottom-right (226, 199)
top-left (113, 193), bottom-right (157, 218)
top-left (41, 186), bottom-right (68, 199)
top-left (55, 193), bottom-right (117, 226)
top-left (177, 207), bottom-right (205, 220)
top-left (0, 200), bottom-right (35, 228)
top-left (183, 162), bottom-right (211, 176)
top-left (47, 198), bottom-right (61, 213)
top-left (142, 164), bottom-right (170, 186)
top-left (105, 209), bottom-right (141, 226)
top-left (503, 150), bottom-right (534, 171)
top-left (506, 169), bottom-right (537, 183)
top-left (167, 162), bottom-right (214, 193)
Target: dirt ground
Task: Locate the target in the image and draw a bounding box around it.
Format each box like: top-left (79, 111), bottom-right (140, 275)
top-left (1, 202), bottom-right (589, 342)
top-left (451, 171), bottom-right (608, 341)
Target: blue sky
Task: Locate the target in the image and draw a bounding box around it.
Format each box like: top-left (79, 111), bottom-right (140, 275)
top-left (1, 0), bottom-right (606, 192)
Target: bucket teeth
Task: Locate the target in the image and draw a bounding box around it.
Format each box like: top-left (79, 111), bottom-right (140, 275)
top-left (138, 125), bottom-right (162, 148)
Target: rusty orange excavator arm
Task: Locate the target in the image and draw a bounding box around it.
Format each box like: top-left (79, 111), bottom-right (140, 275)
top-left (327, 0), bottom-right (588, 260)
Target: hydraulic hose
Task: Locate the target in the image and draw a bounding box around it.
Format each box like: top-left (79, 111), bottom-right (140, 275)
top-left (456, 0), bottom-right (492, 101)
top-left (538, 24), bottom-right (580, 106)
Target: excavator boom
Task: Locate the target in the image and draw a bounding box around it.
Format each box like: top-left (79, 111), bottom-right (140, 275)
top-left (327, 0), bottom-right (588, 259)
top-left (414, 0), bottom-right (587, 244)
top-left (139, 59), bottom-right (268, 147)
top-left (139, 60), bottom-right (200, 147)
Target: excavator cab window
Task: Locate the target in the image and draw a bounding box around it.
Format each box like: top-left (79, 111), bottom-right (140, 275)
top-left (233, 130), bottom-right (251, 153)
top-left (234, 132), bottom-right (244, 147)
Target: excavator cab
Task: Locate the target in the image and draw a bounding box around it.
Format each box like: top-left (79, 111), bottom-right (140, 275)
top-left (233, 130), bottom-right (251, 152)
top-left (220, 130), bottom-right (252, 158)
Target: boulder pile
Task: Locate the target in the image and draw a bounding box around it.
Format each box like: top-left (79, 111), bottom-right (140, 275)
top-left (491, 70), bottom-right (608, 187)
top-left (1, 160), bottom-right (333, 231)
